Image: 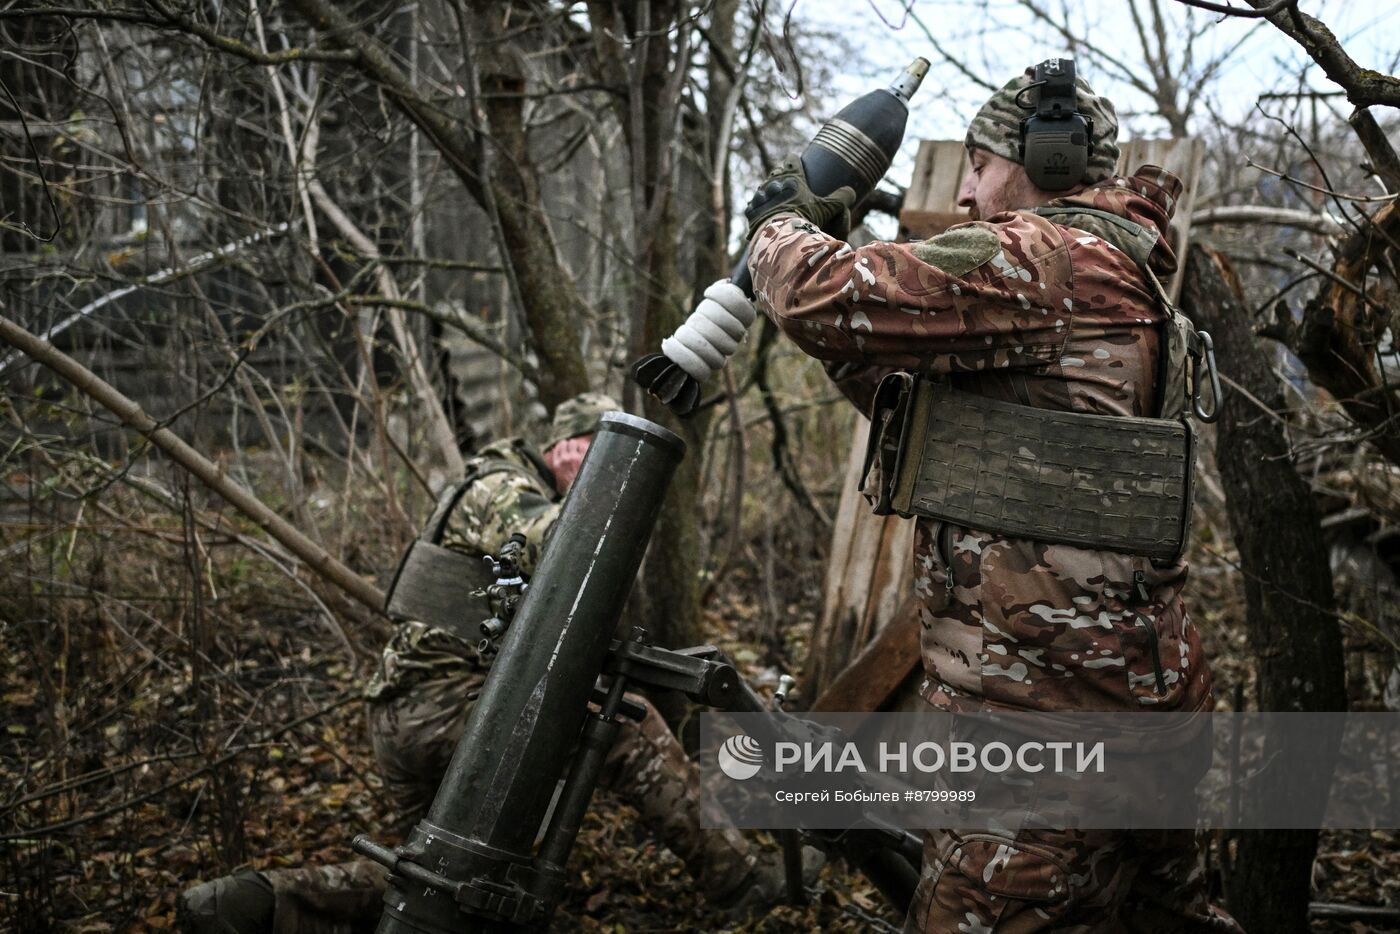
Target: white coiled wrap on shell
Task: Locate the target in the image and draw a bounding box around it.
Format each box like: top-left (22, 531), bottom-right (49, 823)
top-left (659, 279), bottom-right (757, 381)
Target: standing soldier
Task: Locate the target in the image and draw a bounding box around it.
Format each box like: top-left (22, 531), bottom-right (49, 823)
top-left (179, 394), bottom-right (798, 932)
top-left (741, 60), bottom-right (1242, 932)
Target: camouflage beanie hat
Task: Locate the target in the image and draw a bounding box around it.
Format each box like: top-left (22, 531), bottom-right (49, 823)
top-left (545, 392), bottom-right (619, 449)
top-left (965, 67), bottom-right (1120, 186)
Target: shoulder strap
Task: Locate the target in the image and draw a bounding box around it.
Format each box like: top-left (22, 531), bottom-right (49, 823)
top-left (1142, 267), bottom-right (1204, 421)
top-left (421, 478), bottom-right (473, 544)
top-left (419, 451), bottom-right (545, 545)
top-left (1034, 205), bottom-right (1162, 275)
top-left (510, 436), bottom-right (556, 483)
top-left (1035, 204), bottom-right (1159, 240)
top-left (1036, 204), bottom-right (1196, 421)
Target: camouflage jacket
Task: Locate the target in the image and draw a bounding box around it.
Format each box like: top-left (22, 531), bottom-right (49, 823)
top-left (365, 439), bottom-right (560, 700)
top-left (749, 165), bottom-right (1213, 714)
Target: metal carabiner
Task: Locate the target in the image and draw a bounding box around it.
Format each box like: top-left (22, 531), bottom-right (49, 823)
top-left (1191, 330), bottom-right (1222, 423)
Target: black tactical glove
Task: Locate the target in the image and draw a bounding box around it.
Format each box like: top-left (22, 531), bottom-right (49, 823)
top-left (744, 154), bottom-right (857, 241)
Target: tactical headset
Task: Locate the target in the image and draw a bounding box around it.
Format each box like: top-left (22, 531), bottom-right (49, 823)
top-left (1017, 58), bottom-right (1093, 191)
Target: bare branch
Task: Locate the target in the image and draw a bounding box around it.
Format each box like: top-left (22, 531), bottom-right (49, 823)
top-left (0, 222), bottom-right (291, 377)
top-left (1348, 107), bottom-right (1400, 194)
top-left (1245, 156), bottom-right (1398, 203)
top-left (345, 294), bottom-right (536, 384)
top-left (304, 174), bottom-right (466, 475)
top-left (1192, 204), bottom-right (1344, 236)
top-left (908, 10), bottom-right (998, 92)
top-left (0, 311), bottom-right (387, 613)
top-left (0, 2), bottom-right (360, 63)
top-left (1170, 0), bottom-right (1295, 18)
top-left (1239, 0), bottom-right (1400, 108)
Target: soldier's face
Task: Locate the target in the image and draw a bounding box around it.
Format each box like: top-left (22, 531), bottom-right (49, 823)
top-left (958, 148), bottom-right (1056, 220)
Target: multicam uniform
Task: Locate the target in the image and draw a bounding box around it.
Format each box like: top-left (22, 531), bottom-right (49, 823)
top-left (366, 437), bottom-right (755, 901)
top-left (748, 166), bottom-right (1241, 931)
top-left (182, 436), bottom-right (758, 934)
top-left (363, 437), bottom-right (559, 829)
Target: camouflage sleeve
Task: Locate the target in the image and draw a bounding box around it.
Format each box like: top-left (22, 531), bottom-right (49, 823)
top-left (443, 470), bottom-right (560, 577)
top-left (747, 214), bottom-right (1077, 375)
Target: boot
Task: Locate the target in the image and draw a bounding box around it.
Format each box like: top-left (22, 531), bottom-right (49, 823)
top-left (177, 870), bottom-right (275, 934)
top-left (714, 845), bottom-right (826, 921)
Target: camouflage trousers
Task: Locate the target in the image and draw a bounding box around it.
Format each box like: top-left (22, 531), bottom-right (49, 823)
top-left (904, 829), bottom-right (1243, 933)
top-left (900, 714), bottom-right (1242, 933)
top-left (258, 862), bottom-right (386, 934)
top-left (368, 669), bottom-right (754, 889)
top-left (240, 672), bottom-right (752, 932)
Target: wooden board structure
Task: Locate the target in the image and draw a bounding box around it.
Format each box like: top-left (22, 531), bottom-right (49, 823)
top-left (805, 137), bottom-right (1204, 711)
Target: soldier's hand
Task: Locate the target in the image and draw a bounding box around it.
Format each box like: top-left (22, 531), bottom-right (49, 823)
top-left (744, 154), bottom-right (857, 241)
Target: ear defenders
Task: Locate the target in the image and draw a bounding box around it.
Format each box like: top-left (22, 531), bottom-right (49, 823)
top-left (1018, 58), bottom-right (1093, 191)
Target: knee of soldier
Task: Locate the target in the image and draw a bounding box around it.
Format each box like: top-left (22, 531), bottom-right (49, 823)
top-left (624, 693), bottom-right (666, 731)
top-left (176, 870), bottom-right (275, 934)
top-left (606, 694), bottom-right (686, 768)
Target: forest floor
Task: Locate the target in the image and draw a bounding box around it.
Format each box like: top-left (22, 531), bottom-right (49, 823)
top-left (2, 508), bottom-right (1398, 932)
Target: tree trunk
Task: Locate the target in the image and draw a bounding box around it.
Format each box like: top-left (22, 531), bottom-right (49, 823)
top-left (1287, 202), bottom-right (1400, 469)
top-left (289, 0), bottom-right (591, 411)
top-left (584, 0), bottom-right (709, 660)
top-left (640, 193), bottom-right (711, 658)
top-left (1180, 244), bottom-right (1347, 934)
top-left (469, 7), bottom-right (592, 410)
top-left (696, 0), bottom-right (739, 290)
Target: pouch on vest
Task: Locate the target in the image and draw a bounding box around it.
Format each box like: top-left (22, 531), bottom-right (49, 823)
top-left (861, 376), bottom-right (1197, 564)
top-left (383, 479), bottom-right (495, 642)
top-left (861, 371), bottom-right (919, 516)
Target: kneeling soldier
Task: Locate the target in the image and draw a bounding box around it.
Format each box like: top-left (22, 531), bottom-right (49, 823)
top-left (180, 394), bottom-right (797, 933)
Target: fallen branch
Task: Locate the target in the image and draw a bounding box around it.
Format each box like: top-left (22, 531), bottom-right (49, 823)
top-left (1309, 902), bottom-right (1400, 921)
top-left (0, 310), bottom-right (386, 614)
top-left (1192, 205), bottom-right (1343, 237)
top-left (0, 693), bottom-right (358, 840)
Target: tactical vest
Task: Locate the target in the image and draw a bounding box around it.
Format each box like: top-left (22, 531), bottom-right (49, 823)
top-left (860, 207), bottom-right (1218, 565)
top-left (383, 444), bottom-right (553, 642)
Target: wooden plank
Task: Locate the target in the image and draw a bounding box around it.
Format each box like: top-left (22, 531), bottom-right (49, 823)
top-left (904, 140), bottom-right (968, 213)
top-left (806, 418), bottom-right (873, 697)
top-left (809, 596), bottom-right (922, 713)
top-left (816, 417), bottom-right (868, 626)
top-left (900, 140), bottom-right (969, 240)
top-left (899, 209), bottom-right (971, 241)
top-left (855, 511), bottom-right (915, 650)
top-left (805, 412), bottom-right (917, 699)
top-left (818, 476), bottom-right (888, 682)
